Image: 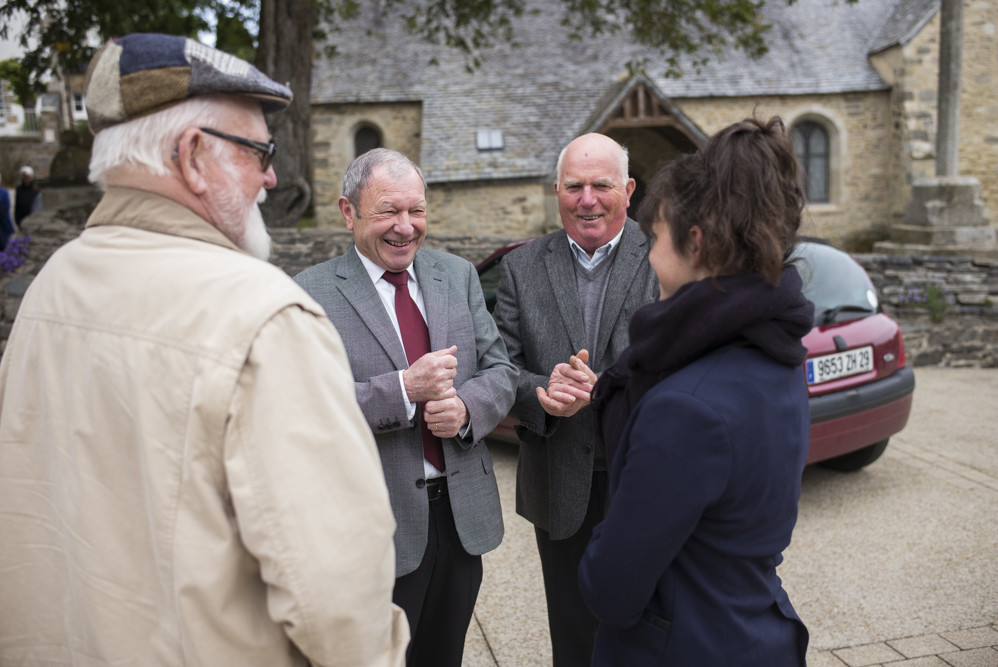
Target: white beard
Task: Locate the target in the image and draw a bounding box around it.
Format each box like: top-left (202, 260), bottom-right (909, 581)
top-left (240, 189), bottom-right (272, 261)
top-left (211, 183), bottom-right (272, 262)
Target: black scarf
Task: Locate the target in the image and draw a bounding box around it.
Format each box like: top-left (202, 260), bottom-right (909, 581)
top-left (592, 266), bottom-right (814, 467)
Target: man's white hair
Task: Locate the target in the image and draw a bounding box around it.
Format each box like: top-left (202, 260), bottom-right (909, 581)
top-left (89, 96), bottom-right (226, 190)
top-left (341, 148), bottom-right (427, 213)
top-left (554, 136), bottom-right (630, 187)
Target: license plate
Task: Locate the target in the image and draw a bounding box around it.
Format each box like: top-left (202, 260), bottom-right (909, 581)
top-left (806, 346), bottom-right (874, 385)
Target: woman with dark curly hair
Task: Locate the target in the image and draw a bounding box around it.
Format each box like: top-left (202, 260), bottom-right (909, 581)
top-left (579, 117), bottom-right (813, 666)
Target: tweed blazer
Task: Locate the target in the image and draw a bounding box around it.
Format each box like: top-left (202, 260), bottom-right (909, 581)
top-left (295, 246), bottom-right (517, 576)
top-left (492, 219), bottom-right (659, 539)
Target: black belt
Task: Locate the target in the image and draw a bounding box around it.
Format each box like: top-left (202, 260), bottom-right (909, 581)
top-left (642, 610), bottom-right (672, 632)
top-left (426, 477), bottom-right (448, 502)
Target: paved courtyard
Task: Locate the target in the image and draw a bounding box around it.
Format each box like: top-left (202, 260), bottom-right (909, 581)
top-left (463, 367), bottom-right (998, 666)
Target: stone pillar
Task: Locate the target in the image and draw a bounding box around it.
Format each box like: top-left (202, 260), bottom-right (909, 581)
top-left (935, 0), bottom-right (963, 177)
top-left (874, 0), bottom-right (997, 259)
top-left (875, 176), bottom-right (996, 258)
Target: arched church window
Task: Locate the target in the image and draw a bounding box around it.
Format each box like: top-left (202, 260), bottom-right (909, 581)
top-left (355, 126), bottom-right (382, 157)
top-left (791, 121), bottom-right (829, 204)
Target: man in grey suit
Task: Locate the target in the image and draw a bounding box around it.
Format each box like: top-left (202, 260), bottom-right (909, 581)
top-left (492, 133), bottom-right (659, 666)
top-left (295, 149), bottom-right (516, 667)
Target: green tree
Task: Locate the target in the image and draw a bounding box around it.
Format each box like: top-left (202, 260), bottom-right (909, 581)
top-left (1, 0), bottom-right (807, 227)
top-left (0, 58), bottom-right (36, 108)
top-left (0, 0), bottom-right (212, 86)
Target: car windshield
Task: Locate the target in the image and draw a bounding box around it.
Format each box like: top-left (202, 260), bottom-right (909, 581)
top-left (790, 242), bottom-right (879, 326)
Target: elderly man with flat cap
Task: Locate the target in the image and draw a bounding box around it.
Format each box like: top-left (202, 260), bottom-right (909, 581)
top-left (0, 34), bottom-right (407, 667)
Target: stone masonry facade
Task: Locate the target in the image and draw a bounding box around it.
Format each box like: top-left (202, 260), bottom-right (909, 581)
top-left (311, 102), bottom-right (422, 228)
top-left (675, 92), bottom-right (895, 250)
top-left (957, 0), bottom-right (998, 225)
top-left (857, 252), bottom-right (998, 368)
top-left (311, 92), bottom-right (900, 249)
top-left (869, 0), bottom-right (998, 230)
top-left (426, 179), bottom-right (556, 238)
top-left (310, 100), bottom-right (558, 239)
top-left (307, 0), bottom-right (996, 254)
top-left (1, 188), bottom-right (995, 370)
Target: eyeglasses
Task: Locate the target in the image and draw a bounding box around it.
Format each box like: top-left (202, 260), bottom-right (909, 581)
top-left (200, 127), bottom-right (276, 172)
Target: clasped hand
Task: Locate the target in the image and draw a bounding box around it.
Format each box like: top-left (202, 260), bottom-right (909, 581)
top-left (537, 349), bottom-right (598, 418)
top-left (403, 346), bottom-right (468, 438)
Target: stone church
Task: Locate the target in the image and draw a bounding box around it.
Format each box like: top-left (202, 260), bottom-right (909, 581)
top-left (309, 0), bottom-right (996, 252)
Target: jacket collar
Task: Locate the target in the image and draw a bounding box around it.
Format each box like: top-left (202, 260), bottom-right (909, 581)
top-left (332, 246), bottom-right (450, 371)
top-left (412, 250), bottom-right (449, 353)
top-left (86, 187), bottom-right (245, 254)
top-left (542, 219), bottom-right (648, 370)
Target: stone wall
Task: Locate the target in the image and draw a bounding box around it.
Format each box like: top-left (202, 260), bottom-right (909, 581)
top-left (856, 253), bottom-right (998, 367)
top-left (0, 135), bottom-right (60, 183)
top-left (425, 179), bottom-right (556, 238)
top-left (311, 102), bottom-right (423, 228)
top-left (269, 227), bottom-right (520, 278)
top-left (674, 92), bottom-right (894, 250)
top-left (0, 188), bottom-right (521, 354)
top-left (2, 187), bottom-right (995, 368)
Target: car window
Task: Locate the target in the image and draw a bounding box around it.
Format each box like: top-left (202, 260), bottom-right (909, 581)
top-left (478, 256), bottom-right (503, 313)
top-left (791, 242), bottom-right (879, 325)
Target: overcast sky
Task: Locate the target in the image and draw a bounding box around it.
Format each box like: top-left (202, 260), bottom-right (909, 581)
top-left (0, 12), bottom-right (30, 62)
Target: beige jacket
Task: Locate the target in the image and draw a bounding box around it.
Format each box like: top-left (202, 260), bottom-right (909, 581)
top-left (0, 188), bottom-right (408, 666)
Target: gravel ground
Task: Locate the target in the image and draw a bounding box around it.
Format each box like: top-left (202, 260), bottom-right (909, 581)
top-left (464, 367), bottom-right (998, 665)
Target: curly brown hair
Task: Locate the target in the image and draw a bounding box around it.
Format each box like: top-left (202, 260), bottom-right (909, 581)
top-left (636, 116), bottom-right (805, 285)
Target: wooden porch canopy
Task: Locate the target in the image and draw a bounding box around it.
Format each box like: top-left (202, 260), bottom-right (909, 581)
top-left (589, 76), bottom-right (707, 148)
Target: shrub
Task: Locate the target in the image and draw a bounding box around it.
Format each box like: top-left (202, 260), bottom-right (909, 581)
top-left (897, 285), bottom-right (953, 323)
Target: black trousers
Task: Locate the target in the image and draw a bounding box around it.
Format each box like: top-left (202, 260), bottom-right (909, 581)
top-left (535, 471), bottom-right (608, 667)
top-left (392, 492), bottom-right (483, 667)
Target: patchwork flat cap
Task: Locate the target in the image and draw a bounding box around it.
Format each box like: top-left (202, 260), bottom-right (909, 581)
top-left (85, 33), bottom-right (292, 133)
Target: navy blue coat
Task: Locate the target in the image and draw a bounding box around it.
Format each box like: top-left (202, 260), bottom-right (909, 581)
top-left (579, 344), bottom-right (810, 666)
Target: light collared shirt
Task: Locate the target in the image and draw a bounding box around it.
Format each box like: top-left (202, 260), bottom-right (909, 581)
top-left (567, 225), bottom-right (625, 270)
top-left (355, 247), bottom-right (453, 479)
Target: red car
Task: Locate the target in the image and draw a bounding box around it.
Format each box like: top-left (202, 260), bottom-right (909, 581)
top-left (477, 239), bottom-right (914, 472)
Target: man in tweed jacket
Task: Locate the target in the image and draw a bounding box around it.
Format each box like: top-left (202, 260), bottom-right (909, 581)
top-left (492, 133), bottom-right (659, 667)
top-left (295, 149), bottom-right (516, 667)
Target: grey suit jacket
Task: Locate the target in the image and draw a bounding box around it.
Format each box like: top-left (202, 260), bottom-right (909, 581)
top-left (295, 246), bottom-right (517, 576)
top-left (492, 219), bottom-right (659, 540)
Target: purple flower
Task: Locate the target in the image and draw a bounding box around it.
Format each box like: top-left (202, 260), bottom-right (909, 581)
top-left (0, 235), bottom-right (32, 273)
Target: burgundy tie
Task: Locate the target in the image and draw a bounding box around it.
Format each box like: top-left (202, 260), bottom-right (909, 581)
top-left (382, 270), bottom-right (446, 471)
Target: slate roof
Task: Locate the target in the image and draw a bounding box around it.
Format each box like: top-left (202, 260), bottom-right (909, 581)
top-left (312, 0), bottom-right (933, 184)
top-left (869, 0), bottom-right (940, 54)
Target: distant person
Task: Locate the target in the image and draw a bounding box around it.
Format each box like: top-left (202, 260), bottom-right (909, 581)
top-left (0, 174), bottom-right (14, 251)
top-left (491, 133), bottom-right (659, 666)
top-left (0, 33), bottom-right (408, 667)
top-left (13, 165), bottom-right (40, 226)
top-left (579, 117), bottom-right (813, 666)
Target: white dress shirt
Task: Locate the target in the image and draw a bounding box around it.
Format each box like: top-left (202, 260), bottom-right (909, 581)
top-left (355, 247), bottom-right (448, 479)
top-left (567, 225), bottom-right (625, 270)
